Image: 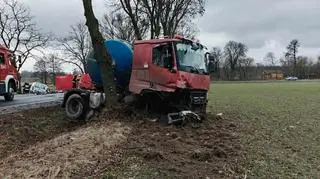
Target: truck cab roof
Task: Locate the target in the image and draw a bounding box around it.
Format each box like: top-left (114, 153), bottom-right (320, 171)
top-left (134, 36), bottom-right (207, 50)
top-left (134, 38), bottom-right (181, 45)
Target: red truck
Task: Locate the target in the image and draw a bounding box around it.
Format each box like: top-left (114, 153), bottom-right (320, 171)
top-left (62, 35), bottom-right (212, 121)
top-left (0, 45), bottom-right (20, 101)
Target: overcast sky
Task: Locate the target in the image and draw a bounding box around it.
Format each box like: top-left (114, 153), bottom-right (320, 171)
top-left (20, 0), bottom-right (320, 71)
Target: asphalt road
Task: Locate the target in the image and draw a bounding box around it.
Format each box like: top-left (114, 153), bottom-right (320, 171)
top-left (0, 93), bottom-right (64, 114)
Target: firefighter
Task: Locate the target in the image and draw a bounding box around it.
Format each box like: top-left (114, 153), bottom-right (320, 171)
top-left (72, 74), bottom-right (81, 88)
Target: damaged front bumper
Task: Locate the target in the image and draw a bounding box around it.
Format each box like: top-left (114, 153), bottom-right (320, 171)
top-left (167, 110), bottom-right (202, 125)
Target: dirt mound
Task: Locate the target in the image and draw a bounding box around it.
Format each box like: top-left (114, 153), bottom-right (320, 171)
top-left (0, 122), bottom-right (130, 178)
top-left (121, 113), bottom-right (242, 178)
top-left (0, 106), bottom-right (83, 160)
top-left (81, 106), bottom-right (243, 178)
top-left (0, 105), bottom-right (242, 178)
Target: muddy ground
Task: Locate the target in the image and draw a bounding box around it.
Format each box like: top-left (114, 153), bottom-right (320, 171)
top-left (0, 105), bottom-right (243, 178)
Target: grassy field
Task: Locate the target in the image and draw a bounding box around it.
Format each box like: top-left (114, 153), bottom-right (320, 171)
top-left (207, 80), bottom-right (320, 178)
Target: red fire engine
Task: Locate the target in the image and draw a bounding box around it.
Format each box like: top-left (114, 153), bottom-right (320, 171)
top-left (0, 45), bottom-right (20, 101)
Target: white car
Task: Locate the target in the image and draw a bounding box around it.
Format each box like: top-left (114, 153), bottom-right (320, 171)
top-left (29, 82), bottom-right (49, 95)
top-left (285, 76), bottom-right (298, 81)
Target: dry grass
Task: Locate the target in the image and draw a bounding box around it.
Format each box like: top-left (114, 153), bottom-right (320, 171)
top-left (0, 122), bottom-right (131, 178)
top-left (0, 107), bottom-right (81, 160)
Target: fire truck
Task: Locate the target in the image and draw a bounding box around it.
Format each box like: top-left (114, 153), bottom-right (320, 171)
top-left (0, 45), bottom-right (20, 101)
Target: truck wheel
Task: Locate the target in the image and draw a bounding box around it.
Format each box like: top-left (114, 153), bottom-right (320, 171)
top-left (4, 82), bottom-right (14, 101)
top-left (65, 94), bottom-right (85, 121)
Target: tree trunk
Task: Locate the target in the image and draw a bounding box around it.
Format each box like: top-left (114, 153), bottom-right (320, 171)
top-left (83, 61), bottom-right (88, 73)
top-left (82, 0), bottom-right (117, 106)
top-left (129, 15), bottom-right (142, 40)
top-left (18, 75), bottom-right (22, 94)
top-left (293, 46), bottom-right (297, 76)
top-left (44, 71), bottom-right (47, 84)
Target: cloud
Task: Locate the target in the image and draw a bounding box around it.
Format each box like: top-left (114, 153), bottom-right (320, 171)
top-left (199, 0), bottom-right (320, 48)
top-left (21, 0), bottom-right (106, 36)
top-left (17, 0), bottom-right (320, 70)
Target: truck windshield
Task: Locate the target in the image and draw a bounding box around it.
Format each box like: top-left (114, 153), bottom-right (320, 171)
top-left (175, 42), bottom-right (207, 75)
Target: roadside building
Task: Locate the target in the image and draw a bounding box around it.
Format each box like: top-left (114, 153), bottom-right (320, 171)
top-left (262, 70), bottom-right (284, 80)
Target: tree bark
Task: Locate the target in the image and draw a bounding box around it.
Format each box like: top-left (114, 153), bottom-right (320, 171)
top-left (82, 0), bottom-right (117, 106)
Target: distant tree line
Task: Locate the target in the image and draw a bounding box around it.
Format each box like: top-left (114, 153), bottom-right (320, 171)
top-left (20, 53), bottom-right (64, 85)
top-left (208, 39), bottom-right (320, 81)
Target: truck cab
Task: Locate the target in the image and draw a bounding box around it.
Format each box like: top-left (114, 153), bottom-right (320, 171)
top-left (129, 36), bottom-right (210, 114)
top-left (0, 45), bottom-right (19, 101)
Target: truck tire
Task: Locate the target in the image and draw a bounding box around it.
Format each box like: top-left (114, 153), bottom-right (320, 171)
top-left (4, 82), bottom-right (14, 101)
top-left (65, 94), bottom-right (85, 121)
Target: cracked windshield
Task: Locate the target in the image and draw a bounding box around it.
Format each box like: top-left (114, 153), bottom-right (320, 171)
top-left (175, 43), bottom-right (207, 74)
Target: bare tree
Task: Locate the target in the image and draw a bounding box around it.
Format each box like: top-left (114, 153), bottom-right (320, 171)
top-left (34, 53), bottom-right (62, 84)
top-left (210, 47), bottom-right (222, 66)
top-left (224, 41), bottom-right (248, 80)
top-left (295, 56), bottom-right (309, 79)
top-left (0, 0), bottom-right (50, 71)
top-left (58, 21), bottom-right (91, 73)
top-left (317, 57), bottom-right (320, 76)
top-left (159, 0), bottom-right (205, 37)
top-left (116, 0), bottom-right (205, 39)
top-left (33, 58), bottom-right (48, 84)
top-left (117, 0), bottom-right (147, 40)
top-left (208, 47), bottom-right (222, 79)
top-left (72, 68), bottom-right (81, 75)
top-left (175, 18), bottom-right (199, 38)
top-left (46, 54), bottom-right (62, 85)
top-left (239, 57), bottom-right (254, 80)
top-left (264, 52), bottom-right (277, 66)
top-left (101, 12), bottom-right (138, 42)
top-left (285, 39), bottom-right (300, 75)
top-left (279, 55), bottom-right (292, 75)
top-left (140, 0), bottom-right (161, 38)
top-left (82, 0), bottom-right (117, 105)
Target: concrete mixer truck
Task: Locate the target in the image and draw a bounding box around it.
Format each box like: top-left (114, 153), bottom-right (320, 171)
top-left (62, 35), bottom-right (211, 121)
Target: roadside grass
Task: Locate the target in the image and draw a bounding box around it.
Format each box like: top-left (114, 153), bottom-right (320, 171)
top-left (207, 80), bottom-right (320, 178)
top-left (0, 107), bottom-right (84, 160)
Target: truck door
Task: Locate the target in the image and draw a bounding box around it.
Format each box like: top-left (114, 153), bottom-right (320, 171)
top-left (7, 53), bottom-right (17, 75)
top-left (0, 52), bottom-right (7, 80)
top-left (149, 43), bottom-right (178, 91)
top-left (0, 52), bottom-right (7, 94)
